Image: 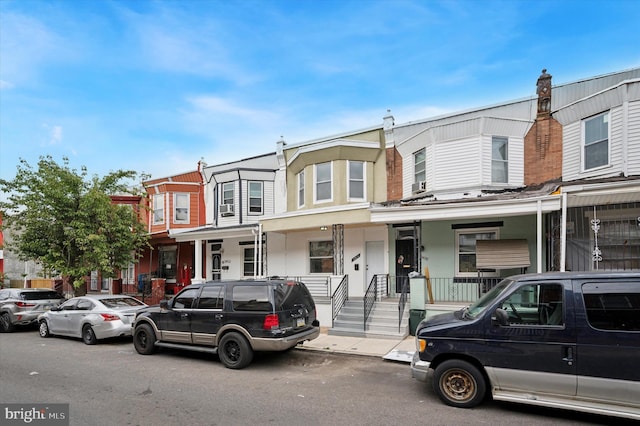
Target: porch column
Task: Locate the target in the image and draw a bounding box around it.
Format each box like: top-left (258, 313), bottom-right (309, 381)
top-left (537, 200), bottom-right (542, 273)
top-left (193, 238), bottom-right (205, 283)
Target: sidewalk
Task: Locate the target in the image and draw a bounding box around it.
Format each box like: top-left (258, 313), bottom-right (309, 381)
top-left (295, 328), bottom-right (416, 363)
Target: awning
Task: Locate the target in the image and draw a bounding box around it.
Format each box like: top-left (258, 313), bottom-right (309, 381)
top-left (476, 239), bottom-right (531, 270)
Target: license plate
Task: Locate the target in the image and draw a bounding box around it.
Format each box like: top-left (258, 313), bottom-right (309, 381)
top-left (296, 318), bottom-right (305, 327)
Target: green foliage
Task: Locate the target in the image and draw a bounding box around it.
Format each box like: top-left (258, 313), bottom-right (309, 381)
top-left (0, 156), bottom-right (150, 291)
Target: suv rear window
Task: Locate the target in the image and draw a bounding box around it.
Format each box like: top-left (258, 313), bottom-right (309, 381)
top-left (273, 281), bottom-right (314, 310)
top-left (583, 282), bottom-right (640, 331)
top-left (21, 291), bottom-right (63, 300)
top-left (232, 285), bottom-right (272, 312)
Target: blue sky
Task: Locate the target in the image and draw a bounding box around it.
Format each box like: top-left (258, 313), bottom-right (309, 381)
top-left (1, 0), bottom-right (639, 184)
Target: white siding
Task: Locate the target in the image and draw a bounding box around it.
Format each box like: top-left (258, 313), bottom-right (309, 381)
top-left (628, 100), bottom-right (640, 175)
top-left (563, 122), bottom-right (583, 181)
top-left (434, 137), bottom-right (481, 190)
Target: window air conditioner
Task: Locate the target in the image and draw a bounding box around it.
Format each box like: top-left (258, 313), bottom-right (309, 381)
top-left (412, 181), bottom-right (427, 194)
top-left (220, 204), bottom-right (235, 216)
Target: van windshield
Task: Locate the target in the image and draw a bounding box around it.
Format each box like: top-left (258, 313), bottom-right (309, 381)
top-left (464, 279), bottom-right (513, 319)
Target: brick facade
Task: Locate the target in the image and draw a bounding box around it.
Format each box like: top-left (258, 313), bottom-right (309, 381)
top-left (386, 146), bottom-right (403, 201)
top-left (524, 115), bottom-right (563, 185)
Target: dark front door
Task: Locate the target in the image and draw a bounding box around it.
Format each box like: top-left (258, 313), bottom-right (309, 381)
top-left (212, 253), bottom-right (221, 281)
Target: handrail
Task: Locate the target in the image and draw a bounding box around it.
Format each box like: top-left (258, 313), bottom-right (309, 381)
top-left (363, 275), bottom-right (378, 331)
top-left (397, 275), bottom-right (409, 333)
top-left (331, 275), bottom-right (348, 328)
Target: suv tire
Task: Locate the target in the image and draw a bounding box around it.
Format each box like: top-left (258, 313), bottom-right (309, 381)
top-left (0, 313), bottom-right (15, 333)
top-left (219, 332), bottom-right (253, 369)
top-left (134, 324), bottom-right (157, 355)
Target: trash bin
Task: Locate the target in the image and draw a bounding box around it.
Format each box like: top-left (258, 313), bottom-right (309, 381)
top-left (409, 309), bottom-right (426, 336)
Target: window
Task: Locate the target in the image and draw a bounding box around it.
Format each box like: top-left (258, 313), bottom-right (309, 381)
top-left (196, 285), bottom-right (224, 310)
top-left (584, 112), bottom-right (609, 170)
top-left (174, 287), bottom-right (199, 309)
top-left (297, 170), bottom-right (305, 208)
top-left (222, 182), bottom-right (234, 205)
top-left (414, 148), bottom-right (426, 183)
top-left (348, 161), bottom-right (365, 200)
top-left (309, 240), bottom-right (334, 273)
top-left (501, 283), bottom-right (564, 326)
top-left (232, 285), bottom-right (272, 311)
top-left (455, 228), bottom-right (498, 276)
top-left (492, 136), bottom-right (508, 183)
top-left (248, 181), bottom-right (263, 215)
top-left (121, 261), bottom-right (135, 285)
top-left (315, 162), bottom-right (332, 202)
top-left (243, 247), bottom-right (256, 277)
top-left (583, 282), bottom-right (640, 331)
top-left (152, 194), bottom-right (164, 224)
top-left (174, 193), bottom-right (189, 223)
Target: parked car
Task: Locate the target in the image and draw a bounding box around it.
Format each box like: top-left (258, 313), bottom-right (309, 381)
top-left (0, 288), bottom-right (64, 332)
top-left (411, 271), bottom-right (640, 421)
top-left (38, 295), bottom-right (148, 344)
top-left (132, 278), bottom-right (320, 369)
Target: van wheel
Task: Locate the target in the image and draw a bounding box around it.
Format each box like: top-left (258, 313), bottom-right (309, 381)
top-left (133, 324), bottom-right (157, 355)
top-left (433, 359), bottom-right (486, 408)
top-left (82, 324), bottom-right (97, 345)
top-left (218, 332), bottom-right (253, 369)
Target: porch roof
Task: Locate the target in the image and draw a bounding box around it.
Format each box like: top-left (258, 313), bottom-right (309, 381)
top-left (169, 224), bottom-right (258, 242)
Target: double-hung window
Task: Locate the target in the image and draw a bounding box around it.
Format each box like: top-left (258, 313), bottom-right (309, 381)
top-left (315, 162), bottom-right (332, 203)
top-left (152, 194), bottom-right (164, 225)
top-left (222, 182), bottom-right (234, 205)
top-left (584, 112), bottom-right (609, 170)
top-left (309, 241), bottom-right (334, 273)
top-left (348, 161), bottom-right (365, 200)
top-left (491, 136), bottom-right (508, 183)
top-left (414, 148), bottom-right (426, 184)
top-left (174, 193), bottom-right (189, 223)
top-left (248, 181), bottom-right (263, 215)
top-left (455, 228), bottom-right (499, 277)
top-left (297, 171), bottom-right (305, 208)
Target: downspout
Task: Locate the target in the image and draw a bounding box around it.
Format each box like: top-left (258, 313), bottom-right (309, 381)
top-left (259, 223), bottom-right (263, 278)
top-left (560, 191), bottom-right (567, 272)
top-left (537, 199), bottom-right (542, 273)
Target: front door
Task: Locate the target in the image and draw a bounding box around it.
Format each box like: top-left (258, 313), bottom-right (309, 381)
top-left (212, 253), bottom-right (221, 281)
top-left (158, 287), bottom-right (199, 344)
top-left (366, 241), bottom-right (385, 296)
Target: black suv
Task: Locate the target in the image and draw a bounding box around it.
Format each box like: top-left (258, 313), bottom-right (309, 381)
top-left (132, 278), bottom-right (320, 369)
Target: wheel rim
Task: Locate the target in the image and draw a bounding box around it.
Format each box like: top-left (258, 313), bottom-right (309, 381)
top-left (83, 327), bottom-right (93, 341)
top-left (441, 368), bottom-right (477, 402)
top-left (223, 340), bottom-right (240, 362)
top-left (137, 331), bottom-right (148, 349)
top-left (0, 315), bottom-right (9, 330)
top-left (39, 322), bottom-right (47, 336)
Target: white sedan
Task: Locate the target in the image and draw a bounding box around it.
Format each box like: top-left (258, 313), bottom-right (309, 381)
top-left (38, 295), bottom-right (148, 344)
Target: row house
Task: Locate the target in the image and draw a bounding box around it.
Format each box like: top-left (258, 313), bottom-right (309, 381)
top-left (139, 165), bottom-right (206, 297)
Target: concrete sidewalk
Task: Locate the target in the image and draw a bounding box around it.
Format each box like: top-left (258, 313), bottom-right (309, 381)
top-left (295, 329), bottom-right (416, 363)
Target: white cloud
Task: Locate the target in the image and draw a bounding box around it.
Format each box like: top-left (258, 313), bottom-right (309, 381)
top-left (0, 80), bottom-right (14, 90)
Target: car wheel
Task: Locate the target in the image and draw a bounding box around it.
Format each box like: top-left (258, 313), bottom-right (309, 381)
top-left (433, 359), bottom-right (487, 408)
top-left (133, 324), bottom-right (157, 355)
top-left (0, 313), bottom-right (15, 333)
top-left (218, 332), bottom-right (253, 369)
top-left (39, 320), bottom-right (51, 338)
top-left (82, 324), bottom-right (97, 345)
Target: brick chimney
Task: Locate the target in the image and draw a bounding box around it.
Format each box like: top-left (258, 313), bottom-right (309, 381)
top-left (524, 69), bottom-right (563, 185)
top-left (383, 110), bottom-right (403, 201)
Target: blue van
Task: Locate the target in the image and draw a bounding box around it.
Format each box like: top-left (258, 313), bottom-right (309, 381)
top-left (411, 272), bottom-right (640, 420)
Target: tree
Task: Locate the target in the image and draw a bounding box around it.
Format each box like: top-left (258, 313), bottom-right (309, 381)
top-left (0, 156), bottom-right (150, 294)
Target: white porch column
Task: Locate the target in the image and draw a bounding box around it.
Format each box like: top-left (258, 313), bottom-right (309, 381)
top-left (537, 200), bottom-right (542, 273)
top-left (560, 192), bottom-right (567, 272)
top-left (193, 238), bottom-right (205, 283)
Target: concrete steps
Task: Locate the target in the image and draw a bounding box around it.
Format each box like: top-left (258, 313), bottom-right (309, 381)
top-left (328, 299), bottom-right (409, 339)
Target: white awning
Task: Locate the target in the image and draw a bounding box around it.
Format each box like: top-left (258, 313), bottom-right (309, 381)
top-left (476, 239), bottom-right (531, 270)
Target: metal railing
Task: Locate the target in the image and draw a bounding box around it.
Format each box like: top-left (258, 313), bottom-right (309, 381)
top-left (331, 275), bottom-right (348, 328)
top-left (363, 275), bottom-right (378, 331)
top-left (397, 277), bottom-right (409, 332)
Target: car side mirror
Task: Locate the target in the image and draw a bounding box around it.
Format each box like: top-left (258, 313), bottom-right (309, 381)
top-left (160, 299), bottom-right (169, 310)
top-left (492, 308), bottom-right (509, 326)
top-left (51, 306), bottom-right (62, 312)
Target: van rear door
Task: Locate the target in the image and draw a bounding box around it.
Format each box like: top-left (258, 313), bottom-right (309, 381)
top-left (577, 280), bottom-right (640, 408)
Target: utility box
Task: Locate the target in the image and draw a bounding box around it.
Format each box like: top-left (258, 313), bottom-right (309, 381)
top-left (409, 275), bottom-right (427, 309)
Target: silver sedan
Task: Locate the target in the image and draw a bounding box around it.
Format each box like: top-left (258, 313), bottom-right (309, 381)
top-left (38, 295), bottom-right (148, 344)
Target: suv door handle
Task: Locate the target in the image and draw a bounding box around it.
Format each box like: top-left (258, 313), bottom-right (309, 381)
top-left (214, 314), bottom-right (223, 320)
top-left (180, 313), bottom-right (189, 318)
top-left (562, 347), bottom-right (574, 365)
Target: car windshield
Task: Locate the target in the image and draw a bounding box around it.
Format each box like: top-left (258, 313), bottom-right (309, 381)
top-left (100, 297), bottom-right (145, 308)
top-left (21, 291), bottom-right (63, 300)
top-left (463, 279), bottom-right (513, 319)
